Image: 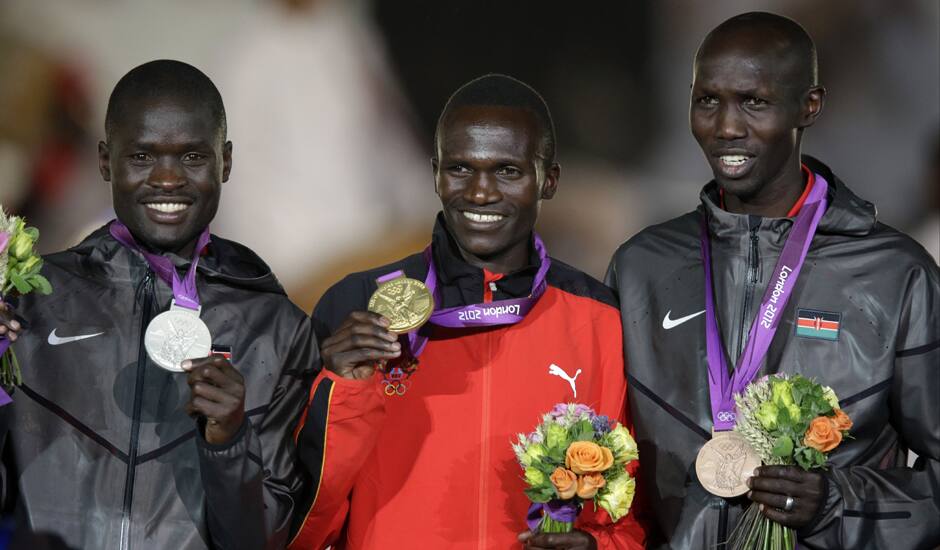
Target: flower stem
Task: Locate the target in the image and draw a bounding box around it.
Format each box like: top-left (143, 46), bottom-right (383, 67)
top-left (541, 517), bottom-right (573, 533)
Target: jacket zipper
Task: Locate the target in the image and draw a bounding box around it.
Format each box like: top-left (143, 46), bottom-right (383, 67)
top-left (736, 218), bottom-right (762, 360)
top-left (120, 271), bottom-right (154, 550)
top-left (477, 332), bottom-right (493, 550)
top-left (717, 498), bottom-right (729, 546)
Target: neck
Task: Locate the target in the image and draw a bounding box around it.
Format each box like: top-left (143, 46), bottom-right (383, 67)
top-left (723, 161), bottom-right (805, 218)
top-left (457, 239), bottom-right (532, 275)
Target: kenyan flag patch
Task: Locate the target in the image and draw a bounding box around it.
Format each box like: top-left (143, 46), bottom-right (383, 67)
top-left (796, 309), bottom-right (841, 341)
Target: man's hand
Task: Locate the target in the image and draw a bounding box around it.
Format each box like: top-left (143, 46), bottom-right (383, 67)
top-left (0, 303), bottom-right (22, 342)
top-left (183, 355), bottom-right (246, 445)
top-left (321, 311), bottom-right (400, 380)
top-left (518, 529), bottom-right (597, 550)
top-left (748, 465), bottom-right (827, 528)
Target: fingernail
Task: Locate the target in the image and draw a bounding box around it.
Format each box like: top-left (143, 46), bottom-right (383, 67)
top-left (518, 532), bottom-right (531, 542)
top-left (747, 478), bottom-right (752, 488)
top-left (754, 468), bottom-right (761, 476)
top-left (181, 360), bottom-right (193, 371)
top-left (759, 504), bottom-right (765, 512)
top-left (391, 342), bottom-right (401, 350)
top-left (378, 317), bottom-right (390, 327)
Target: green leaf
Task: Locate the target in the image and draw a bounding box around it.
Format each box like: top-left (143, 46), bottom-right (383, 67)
top-left (525, 487), bottom-right (553, 503)
top-left (9, 272), bottom-right (32, 294)
top-left (28, 274), bottom-right (52, 295)
top-left (23, 226), bottom-right (39, 241)
top-left (771, 435), bottom-right (794, 458)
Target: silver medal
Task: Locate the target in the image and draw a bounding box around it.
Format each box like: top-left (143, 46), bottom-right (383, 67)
top-left (144, 300), bottom-right (212, 372)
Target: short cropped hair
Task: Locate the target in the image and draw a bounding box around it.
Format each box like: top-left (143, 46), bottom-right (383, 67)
top-left (105, 59), bottom-right (227, 141)
top-left (435, 74), bottom-right (556, 166)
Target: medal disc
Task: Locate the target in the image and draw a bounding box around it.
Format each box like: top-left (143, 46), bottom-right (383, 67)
top-left (695, 431), bottom-right (762, 498)
top-left (144, 308), bottom-right (212, 372)
top-left (368, 276), bottom-right (434, 334)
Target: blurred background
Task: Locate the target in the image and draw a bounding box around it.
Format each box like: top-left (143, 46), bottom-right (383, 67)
top-left (1, 0), bottom-right (937, 312)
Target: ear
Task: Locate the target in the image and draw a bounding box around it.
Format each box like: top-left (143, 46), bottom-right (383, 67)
top-left (98, 141), bottom-right (111, 182)
top-left (430, 157), bottom-right (440, 195)
top-left (540, 162), bottom-right (561, 200)
top-left (798, 85), bottom-right (826, 129)
top-left (222, 141), bottom-right (233, 183)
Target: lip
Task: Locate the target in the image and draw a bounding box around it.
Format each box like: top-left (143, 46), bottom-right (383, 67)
top-left (455, 208), bottom-right (510, 230)
top-left (711, 150), bottom-right (756, 179)
top-left (140, 197), bottom-right (194, 224)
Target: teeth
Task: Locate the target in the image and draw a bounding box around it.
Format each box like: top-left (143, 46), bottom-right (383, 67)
top-left (462, 211), bottom-right (504, 223)
top-left (146, 203), bottom-right (189, 213)
top-left (720, 155), bottom-right (748, 166)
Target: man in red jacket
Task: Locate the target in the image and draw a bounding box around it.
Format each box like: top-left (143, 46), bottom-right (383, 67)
top-left (288, 75), bottom-right (645, 549)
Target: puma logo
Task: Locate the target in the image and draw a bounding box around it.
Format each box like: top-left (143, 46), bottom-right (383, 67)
top-left (548, 363), bottom-right (582, 398)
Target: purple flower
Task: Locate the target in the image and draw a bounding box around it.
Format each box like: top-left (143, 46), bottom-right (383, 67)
top-left (528, 430), bottom-right (544, 444)
top-left (592, 415), bottom-right (611, 435)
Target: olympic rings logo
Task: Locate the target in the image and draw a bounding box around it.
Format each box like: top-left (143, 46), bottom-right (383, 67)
top-left (382, 381), bottom-right (407, 396)
top-left (716, 411), bottom-right (736, 422)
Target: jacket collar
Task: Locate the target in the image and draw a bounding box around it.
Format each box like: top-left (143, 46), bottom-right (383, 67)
top-left (698, 155), bottom-right (878, 243)
top-left (71, 223), bottom-right (286, 295)
top-left (429, 212), bottom-right (539, 307)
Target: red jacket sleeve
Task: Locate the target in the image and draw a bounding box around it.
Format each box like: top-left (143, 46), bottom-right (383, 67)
top-left (288, 370), bottom-right (386, 549)
top-left (577, 308), bottom-right (647, 550)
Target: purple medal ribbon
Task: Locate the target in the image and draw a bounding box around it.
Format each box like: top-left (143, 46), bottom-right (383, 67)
top-left (109, 220), bottom-right (211, 312)
top-left (380, 233), bottom-right (551, 358)
top-left (701, 174), bottom-right (829, 431)
top-left (526, 500), bottom-right (580, 531)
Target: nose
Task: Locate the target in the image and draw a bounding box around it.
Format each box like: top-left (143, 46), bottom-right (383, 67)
top-left (464, 172), bottom-right (501, 205)
top-left (148, 157), bottom-right (186, 190)
top-left (715, 104), bottom-right (746, 141)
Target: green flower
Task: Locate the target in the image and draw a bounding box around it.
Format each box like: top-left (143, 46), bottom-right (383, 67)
top-left (785, 403), bottom-right (802, 423)
top-left (755, 401), bottom-right (779, 430)
top-left (521, 443), bottom-right (548, 468)
top-left (9, 232), bottom-right (34, 260)
top-left (607, 425), bottom-right (639, 463)
top-left (771, 379), bottom-right (794, 407)
top-left (597, 474), bottom-right (636, 522)
top-left (524, 467), bottom-right (547, 488)
top-left (822, 386), bottom-right (840, 409)
top-left (545, 422), bottom-right (569, 451)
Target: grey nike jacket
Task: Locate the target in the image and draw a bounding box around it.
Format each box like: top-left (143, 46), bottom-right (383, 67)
top-left (606, 157), bottom-right (940, 549)
top-left (0, 225), bottom-right (318, 550)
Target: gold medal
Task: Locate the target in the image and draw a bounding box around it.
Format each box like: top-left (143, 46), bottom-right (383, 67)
top-left (694, 431), bottom-right (762, 498)
top-left (368, 275), bottom-right (434, 334)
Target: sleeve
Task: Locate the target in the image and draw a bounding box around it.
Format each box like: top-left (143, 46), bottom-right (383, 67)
top-left (287, 369), bottom-right (386, 549)
top-left (198, 315), bottom-right (319, 550)
top-left (799, 261), bottom-right (940, 549)
top-left (576, 306), bottom-right (646, 550)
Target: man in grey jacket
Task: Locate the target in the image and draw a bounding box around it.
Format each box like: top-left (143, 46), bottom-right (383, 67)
top-left (0, 60), bottom-right (317, 549)
top-left (606, 12), bottom-right (939, 549)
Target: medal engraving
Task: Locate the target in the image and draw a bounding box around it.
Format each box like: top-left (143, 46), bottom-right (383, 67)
top-left (368, 276), bottom-right (434, 334)
top-left (695, 431), bottom-right (762, 498)
top-left (145, 306), bottom-right (212, 372)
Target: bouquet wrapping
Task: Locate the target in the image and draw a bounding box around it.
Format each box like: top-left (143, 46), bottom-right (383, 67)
top-left (729, 374), bottom-right (852, 549)
top-left (0, 207), bottom-right (52, 398)
top-left (513, 403), bottom-right (639, 533)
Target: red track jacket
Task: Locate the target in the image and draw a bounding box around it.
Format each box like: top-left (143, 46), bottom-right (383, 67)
top-left (290, 218), bottom-right (645, 549)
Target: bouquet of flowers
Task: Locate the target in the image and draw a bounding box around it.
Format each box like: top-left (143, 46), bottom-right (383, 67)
top-left (513, 403), bottom-right (639, 533)
top-left (729, 374), bottom-right (853, 549)
top-left (0, 207), bottom-right (52, 389)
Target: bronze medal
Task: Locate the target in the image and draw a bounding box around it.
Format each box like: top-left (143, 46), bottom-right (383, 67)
top-left (694, 431), bottom-right (762, 498)
top-left (368, 275), bottom-right (434, 334)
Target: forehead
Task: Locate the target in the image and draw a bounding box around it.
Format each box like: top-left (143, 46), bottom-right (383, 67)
top-left (438, 105), bottom-right (539, 161)
top-left (693, 42), bottom-right (799, 96)
top-left (110, 97), bottom-right (220, 146)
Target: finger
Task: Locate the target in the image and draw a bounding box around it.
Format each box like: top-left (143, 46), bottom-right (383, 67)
top-left (329, 318), bottom-right (398, 344)
top-left (347, 310), bottom-right (391, 328)
top-left (187, 364), bottom-right (243, 395)
top-left (188, 396), bottom-right (232, 419)
top-left (756, 465), bottom-right (807, 482)
top-left (525, 533), bottom-right (580, 549)
top-left (190, 379), bottom-right (241, 406)
top-left (748, 475), bottom-right (802, 496)
top-left (322, 335), bottom-right (401, 358)
top-left (748, 490), bottom-right (792, 510)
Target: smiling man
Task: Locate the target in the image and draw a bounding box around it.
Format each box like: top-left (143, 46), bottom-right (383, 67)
top-left (606, 12), bottom-right (940, 549)
top-left (288, 75), bottom-right (645, 549)
top-left (0, 60), bottom-right (316, 549)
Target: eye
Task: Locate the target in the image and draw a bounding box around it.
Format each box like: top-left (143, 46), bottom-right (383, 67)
top-left (743, 96), bottom-right (768, 107)
top-left (448, 164), bottom-right (471, 175)
top-left (496, 166), bottom-right (521, 177)
top-left (696, 95), bottom-right (719, 107)
top-left (182, 153), bottom-right (208, 164)
top-left (129, 153), bottom-right (152, 164)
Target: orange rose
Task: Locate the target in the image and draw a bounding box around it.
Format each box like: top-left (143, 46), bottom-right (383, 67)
top-left (804, 416), bottom-right (843, 452)
top-left (576, 472), bottom-right (607, 499)
top-left (565, 441), bottom-right (615, 474)
top-left (550, 468), bottom-right (578, 499)
top-left (828, 408), bottom-right (853, 431)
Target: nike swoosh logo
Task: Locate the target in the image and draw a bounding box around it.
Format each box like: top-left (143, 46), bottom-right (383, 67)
top-left (662, 309), bottom-right (706, 330)
top-left (48, 329), bottom-right (105, 346)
